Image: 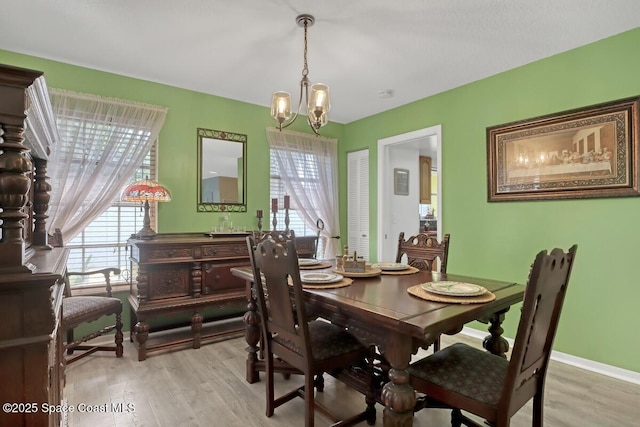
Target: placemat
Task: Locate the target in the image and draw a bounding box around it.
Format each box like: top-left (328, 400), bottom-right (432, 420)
top-left (332, 268), bottom-right (382, 278)
top-left (302, 277), bottom-right (353, 289)
top-left (380, 265), bottom-right (420, 275)
top-left (299, 261), bottom-right (333, 270)
top-left (407, 284), bottom-right (496, 304)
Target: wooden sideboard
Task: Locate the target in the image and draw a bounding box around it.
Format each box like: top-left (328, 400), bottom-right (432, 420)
top-left (0, 64), bottom-right (67, 427)
top-left (127, 232), bottom-right (251, 361)
top-left (0, 248), bottom-right (69, 427)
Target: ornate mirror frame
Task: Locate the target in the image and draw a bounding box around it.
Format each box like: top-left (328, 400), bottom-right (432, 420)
top-left (197, 128), bottom-right (247, 212)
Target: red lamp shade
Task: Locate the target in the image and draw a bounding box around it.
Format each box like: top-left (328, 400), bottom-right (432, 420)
top-left (121, 178), bottom-right (172, 203)
top-left (121, 178), bottom-right (171, 238)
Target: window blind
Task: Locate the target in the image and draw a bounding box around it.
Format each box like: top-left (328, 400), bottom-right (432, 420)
top-left (66, 144), bottom-right (156, 288)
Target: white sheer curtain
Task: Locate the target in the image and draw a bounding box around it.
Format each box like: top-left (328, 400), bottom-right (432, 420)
top-left (25, 76), bottom-right (59, 159)
top-left (48, 89), bottom-right (168, 243)
top-left (266, 127), bottom-right (340, 258)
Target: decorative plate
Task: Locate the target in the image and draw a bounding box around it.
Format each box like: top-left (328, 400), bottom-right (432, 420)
top-left (372, 262), bottom-right (410, 271)
top-left (298, 258), bottom-right (322, 266)
top-left (300, 272), bottom-right (344, 284)
top-left (421, 281), bottom-right (488, 297)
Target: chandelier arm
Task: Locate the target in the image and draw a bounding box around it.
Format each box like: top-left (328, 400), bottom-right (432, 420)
top-left (278, 77), bottom-right (307, 130)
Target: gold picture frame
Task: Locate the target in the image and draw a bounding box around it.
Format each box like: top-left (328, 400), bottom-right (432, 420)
top-left (487, 96), bottom-right (640, 201)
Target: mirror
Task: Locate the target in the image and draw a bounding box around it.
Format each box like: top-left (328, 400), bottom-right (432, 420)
top-left (197, 128), bottom-right (247, 212)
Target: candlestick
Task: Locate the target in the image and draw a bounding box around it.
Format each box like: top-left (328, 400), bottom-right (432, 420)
top-left (284, 206), bottom-right (290, 232)
top-left (271, 198), bottom-right (278, 213)
top-left (283, 195), bottom-right (290, 209)
top-left (256, 209), bottom-right (263, 218)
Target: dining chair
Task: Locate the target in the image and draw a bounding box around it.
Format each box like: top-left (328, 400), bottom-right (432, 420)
top-left (247, 235), bottom-right (376, 427)
top-left (408, 245), bottom-right (577, 427)
top-left (396, 232), bottom-right (451, 352)
top-left (396, 232), bottom-right (450, 273)
top-left (254, 229), bottom-right (318, 259)
top-left (50, 229), bottom-right (124, 364)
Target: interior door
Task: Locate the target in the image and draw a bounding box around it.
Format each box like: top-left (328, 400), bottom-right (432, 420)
top-left (347, 150), bottom-right (369, 260)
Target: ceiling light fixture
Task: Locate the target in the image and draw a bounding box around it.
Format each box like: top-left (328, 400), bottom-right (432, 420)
top-left (270, 14), bottom-right (330, 136)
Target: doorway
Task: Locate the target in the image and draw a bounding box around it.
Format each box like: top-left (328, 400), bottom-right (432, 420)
top-left (377, 125), bottom-right (442, 262)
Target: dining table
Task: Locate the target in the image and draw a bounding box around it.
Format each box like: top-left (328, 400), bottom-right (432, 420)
top-left (231, 263), bottom-right (525, 427)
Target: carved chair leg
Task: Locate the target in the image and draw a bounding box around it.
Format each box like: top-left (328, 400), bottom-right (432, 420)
top-left (314, 373), bottom-right (324, 392)
top-left (451, 408), bottom-right (463, 427)
top-left (115, 313), bottom-right (124, 357)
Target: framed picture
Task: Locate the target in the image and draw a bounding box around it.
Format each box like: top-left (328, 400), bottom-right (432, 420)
top-left (394, 168), bottom-right (409, 195)
top-left (487, 96), bottom-right (640, 201)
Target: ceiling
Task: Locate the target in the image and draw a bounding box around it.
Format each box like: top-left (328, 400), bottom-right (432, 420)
top-left (2, 1), bottom-right (640, 124)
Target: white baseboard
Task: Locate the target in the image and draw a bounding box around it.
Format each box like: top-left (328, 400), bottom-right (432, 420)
top-left (461, 327), bottom-right (640, 386)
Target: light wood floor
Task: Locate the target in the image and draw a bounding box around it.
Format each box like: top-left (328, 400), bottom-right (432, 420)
top-left (64, 334), bottom-right (640, 427)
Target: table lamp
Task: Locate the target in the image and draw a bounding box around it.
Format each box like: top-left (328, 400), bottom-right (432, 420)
top-left (121, 176), bottom-right (172, 239)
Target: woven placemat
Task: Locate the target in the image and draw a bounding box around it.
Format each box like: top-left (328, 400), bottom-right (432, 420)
top-left (302, 277), bottom-right (353, 289)
top-left (407, 284), bottom-right (496, 304)
top-left (299, 261), bottom-right (333, 270)
top-left (380, 266), bottom-right (420, 275)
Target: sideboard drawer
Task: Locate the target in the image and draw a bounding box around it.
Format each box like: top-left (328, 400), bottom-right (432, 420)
top-left (201, 242), bottom-right (249, 259)
top-left (146, 246), bottom-right (194, 262)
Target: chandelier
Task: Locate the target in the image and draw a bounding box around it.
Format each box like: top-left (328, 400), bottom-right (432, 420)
top-left (270, 14), bottom-right (330, 135)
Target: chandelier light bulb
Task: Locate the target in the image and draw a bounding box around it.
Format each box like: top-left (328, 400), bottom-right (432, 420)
top-left (271, 91), bottom-right (292, 125)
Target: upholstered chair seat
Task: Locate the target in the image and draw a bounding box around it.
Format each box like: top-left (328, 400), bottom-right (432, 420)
top-left (408, 343), bottom-right (507, 407)
top-left (63, 296), bottom-right (123, 330)
top-left (273, 320), bottom-right (367, 362)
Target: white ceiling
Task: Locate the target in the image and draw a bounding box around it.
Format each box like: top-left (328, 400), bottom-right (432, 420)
top-left (2, 0), bottom-right (640, 124)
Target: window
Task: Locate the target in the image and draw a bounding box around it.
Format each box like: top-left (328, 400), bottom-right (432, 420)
top-left (269, 151), bottom-right (324, 255)
top-left (65, 146), bottom-right (156, 288)
top-left (48, 89), bottom-right (166, 289)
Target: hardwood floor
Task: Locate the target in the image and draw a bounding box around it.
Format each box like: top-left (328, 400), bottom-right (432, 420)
top-left (64, 334), bottom-right (639, 426)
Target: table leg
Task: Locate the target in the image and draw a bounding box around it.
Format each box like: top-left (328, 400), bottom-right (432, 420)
top-left (244, 279), bottom-right (261, 383)
top-left (482, 308), bottom-right (511, 358)
top-left (380, 334), bottom-right (416, 427)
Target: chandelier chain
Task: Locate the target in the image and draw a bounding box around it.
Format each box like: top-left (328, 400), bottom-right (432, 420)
top-left (302, 19), bottom-right (309, 78)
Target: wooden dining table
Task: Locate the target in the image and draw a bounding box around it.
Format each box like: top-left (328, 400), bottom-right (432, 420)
top-left (231, 265), bottom-right (525, 427)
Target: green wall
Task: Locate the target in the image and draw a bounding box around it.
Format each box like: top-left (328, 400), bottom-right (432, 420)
top-left (0, 49), bottom-right (344, 234)
top-left (340, 28), bottom-right (640, 374)
top-left (2, 27), bottom-right (639, 374)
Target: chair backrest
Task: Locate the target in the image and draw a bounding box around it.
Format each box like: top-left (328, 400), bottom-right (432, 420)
top-left (396, 232), bottom-right (450, 272)
top-left (254, 229), bottom-right (318, 259)
top-left (253, 229), bottom-right (296, 244)
top-left (246, 235), bottom-right (312, 369)
top-left (294, 235), bottom-right (318, 259)
top-left (501, 245), bottom-right (577, 417)
top-left (47, 228), bottom-right (119, 298)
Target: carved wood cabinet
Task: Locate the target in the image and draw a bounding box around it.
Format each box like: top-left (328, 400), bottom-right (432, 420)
top-left (127, 233), bottom-right (250, 361)
top-left (0, 64), bottom-right (68, 427)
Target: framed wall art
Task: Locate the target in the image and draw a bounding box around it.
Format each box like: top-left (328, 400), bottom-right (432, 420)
top-left (487, 96), bottom-right (640, 201)
top-left (394, 168), bottom-right (410, 195)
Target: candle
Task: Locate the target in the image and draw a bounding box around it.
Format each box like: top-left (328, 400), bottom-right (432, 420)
top-left (271, 198), bottom-right (278, 213)
top-left (256, 209), bottom-right (263, 218)
top-left (284, 195), bottom-right (290, 209)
